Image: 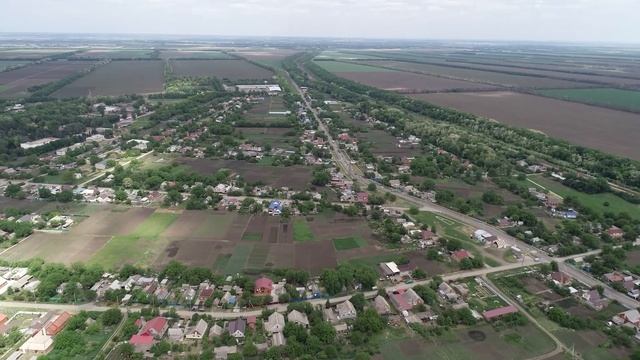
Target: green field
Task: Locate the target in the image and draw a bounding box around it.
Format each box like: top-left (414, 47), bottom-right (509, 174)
top-left (333, 236), bottom-right (367, 250)
top-left (246, 243), bottom-right (270, 269)
top-left (313, 60), bottom-right (392, 73)
top-left (293, 219), bottom-right (314, 242)
top-left (538, 88), bottom-right (640, 112)
top-left (222, 243), bottom-right (253, 275)
top-left (528, 175), bottom-right (640, 220)
top-left (242, 232), bottom-right (262, 241)
top-left (89, 211), bottom-right (177, 268)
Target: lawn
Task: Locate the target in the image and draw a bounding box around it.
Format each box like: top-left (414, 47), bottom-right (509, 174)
top-left (293, 219), bottom-right (314, 242)
top-left (89, 211), bottom-right (177, 269)
top-left (538, 88), bottom-right (640, 112)
top-left (222, 243), bottom-right (253, 275)
top-left (528, 175), bottom-right (640, 220)
top-left (333, 236), bottom-right (367, 250)
top-left (313, 60), bottom-right (392, 73)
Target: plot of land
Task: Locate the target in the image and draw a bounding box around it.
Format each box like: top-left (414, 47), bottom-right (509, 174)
top-left (74, 49), bottom-right (156, 59)
top-left (0, 60), bottom-right (97, 98)
top-left (0, 49), bottom-right (72, 60)
top-left (160, 50), bottom-right (233, 59)
top-left (235, 49), bottom-right (299, 67)
top-left (411, 91), bottom-right (640, 160)
top-left (178, 158), bottom-right (313, 190)
top-left (0, 60), bottom-right (30, 72)
top-left (53, 60), bottom-right (164, 97)
top-left (333, 236), bottom-right (367, 250)
top-left (538, 88), bottom-right (640, 112)
top-left (292, 218), bottom-right (314, 242)
top-left (355, 129), bottom-right (421, 157)
top-left (362, 60), bottom-right (593, 89)
top-left (170, 59), bottom-right (273, 80)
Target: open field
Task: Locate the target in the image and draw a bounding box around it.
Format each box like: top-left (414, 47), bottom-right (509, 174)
top-left (538, 88), bottom-right (640, 112)
top-left (0, 60), bottom-right (97, 98)
top-left (73, 49), bottom-right (156, 59)
top-left (355, 129), bottom-right (421, 157)
top-left (527, 175), bottom-right (640, 220)
top-left (234, 49), bottom-right (299, 67)
top-left (333, 236), bottom-right (367, 250)
top-left (2, 206), bottom-right (155, 264)
top-left (170, 59), bottom-right (273, 80)
top-left (160, 50), bottom-right (233, 59)
top-left (411, 91), bottom-right (640, 160)
top-left (178, 158), bottom-right (313, 190)
top-left (238, 128), bottom-right (298, 150)
top-left (0, 49), bottom-right (73, 60)
top-left (359, 60), bottom-right (593, 89)
top-left (0, 60), bottom-right (30, 72)
top-left (317, 60), bottom-right (497, 92)
top-left (292, 218), bottom-right (314, 242)
top-left (379, 323), bottom-right (556, 360)
top-left (53, 60), bottom-right (164, 97)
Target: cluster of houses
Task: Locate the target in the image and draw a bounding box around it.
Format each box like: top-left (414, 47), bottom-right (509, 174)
top-left (603, 271), bottom-right (640, 300)
top-left (0, 267), bottom-right (40, 296)
top-left (0, 310), bottom-right (71, 358)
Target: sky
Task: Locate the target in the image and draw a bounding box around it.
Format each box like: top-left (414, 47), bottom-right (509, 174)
top-left (2, 0), bottom-right (639, 43)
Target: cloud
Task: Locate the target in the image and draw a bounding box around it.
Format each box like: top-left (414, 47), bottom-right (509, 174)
top-left (1, 0), bottom-right (638, 43)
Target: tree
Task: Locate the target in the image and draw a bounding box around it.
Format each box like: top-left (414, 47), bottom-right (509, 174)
top-left (481, 191), bottom-right (504, 205)
top-left (408, 206), bottom-right (419, 215)
top-left (311, 168), bottom-right (331, 186)
top-left (367, 183), bottom-right (377, 192)
top-left (350, 293), bottom-right (366, 311)
top-left (320, 269), bottom-right (342, 295)
top-left (243, 341), bottom-right (258, 357)
top-left (353, 308), bottom-right (385, 334)
top-left (115, 189), bottom-right (128, 202)
top-left (4, 184), bottom-right (23, 198)
top-left (102, 308), bottom-right (123, 326)
top-left (310, 321), bottom-right (336, 344)
top-left (38, 187), bottom-right (52, 199)
top-left (412, 268), bottom-right (427, 279)
top-left (56, 190), bottom-right (74, 203)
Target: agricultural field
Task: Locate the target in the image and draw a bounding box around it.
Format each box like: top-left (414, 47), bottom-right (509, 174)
top-left (238, 128), bottom-right (299, 150)
top-left (316, 60), bottom-right (497, 92)
top-left (434, 178), bottom-right (521, 219)
top-left (358, 60), bottom-right (593, 89)
top-left (538, 88), bottom-right (640, 112)
top-left (233, 48), bottom-right (300, 67)
top-left (0, 60), bottom-right (98, 98)
top-left (159, 50), bottom-right (233, 59)
top-left (73, 49), bottom-right (156, 59)
top-left (170, 59), bottom-right (273, 80)
top-left (178, 158), bottom-right (313, 190)
top-left (53, 60), bottom-right (164, 97)
top-left (378, 323), bottom-right (556, 360)
top-left (0, 48), bottom-right (73, 60)
top-left (355, 129), bottom-right (421, 157)
top-left (411, 91), bottom-right (640, 161)
top-left (526, 175), bottom-right (640, 220)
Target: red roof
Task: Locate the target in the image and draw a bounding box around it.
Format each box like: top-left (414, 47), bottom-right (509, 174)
top-left (356, 192), bottom-right (369, 203)
top-left (130, 334), bottom-right (154, 346)
top-left (607, 226), bottom-right (624, 238)
top-left (421, 230), bottom-right (435, 240)
top-left (199, 288), bottom-right (214, 300)
top-left (45, 312), bottom-right (71, 336)
top-left (483, 305), bottom-right (518, 320)
top-left (255, 277), bottom-right (273, 294)
top-left (139, 317), bottom-right (167, 337)
top-left (451, 249), bottom-right (471, 261)
top-left (390, 290), bottom-right (411, 311)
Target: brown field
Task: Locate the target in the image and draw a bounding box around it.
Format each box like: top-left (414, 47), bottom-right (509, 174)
top-left (159, 50), bottom-right (232, 60)
top-left (53, 60), bottom-right (164, 97)
top-left (355, 129), bottom-right (421, 157)
top-left (1, 207), bottom-right (154, 263)
top-left (170, 59), bottom-right (273, 80)
top-left (335, 70), bottom-right (497, 92)
top-left (178, 158), bottom-right (313, 190)
top-left (360, 60), bottom-right (592, 89)
top-left (0, 61), bottom-right (97, 98)
top-left (411, 91), bottom-right (640, 160)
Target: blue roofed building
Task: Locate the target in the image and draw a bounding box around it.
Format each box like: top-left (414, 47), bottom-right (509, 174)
top-left (268, 200), bottom-right (283, 215)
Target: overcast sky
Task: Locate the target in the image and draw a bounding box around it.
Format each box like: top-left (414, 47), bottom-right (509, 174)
top-left (2, 0), bottom-right (639, 43)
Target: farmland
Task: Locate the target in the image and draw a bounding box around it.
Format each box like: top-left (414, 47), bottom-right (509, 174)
top-left (178, 158), bottom-right (313, 190)
top-left (538, 88), bottom-right (640, 112)
top-left (0, 60), bottom-right (30, 72)
top-left (316, 60), bottom-right (497, 92)
top-left (411, 91), bottom-right (640, 161)
top-left (170, 59), bottom-right (273, 80)
top-left (0, 60), bottom-right (97, 98)
top-left (160, 50), bottom-right (234, 59)
top-left (73, 49), bottom-right (156, 59)
top-left (53, 60), bottom-right (164, 97)
top-left (0, 48), bottom-right (73, 60)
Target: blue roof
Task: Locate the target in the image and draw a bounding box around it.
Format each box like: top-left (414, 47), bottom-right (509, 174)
top-left (268, 200), bottom-right (282, 210)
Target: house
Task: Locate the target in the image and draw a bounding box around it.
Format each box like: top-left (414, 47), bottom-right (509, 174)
top-left (355, 192), bottom-right (369, 204)
top-left (168, 327), bottom-right (184, 342)
top-left (268, 200), bottom-right (283, 215)
top-left (45, 312), bottom-right (71, 336)
top-left (607, 226), bottom-right (625, 239)
top-left (373, 295), bottom-right (391, 315)
top-left (483, 305), bottom-right (518, 321)
top-left (379, 262), bottom-right (400, 277)
top-left (214, 345), bottom-right (238, 360)
top-left (603, 272), bottom-right (626, 283)
top-left (473, 229), bottom-right (497, 243)
top-left (438, 282), bottom-right (459, 302)
top-left (323, 308), bottom-right (339, 324)
top-left (255, 277), bottom-right (273, 296)
top-left (451, 249), bottom-right (472, 262)
top-left (185, 319), bottom-right (208, 340)
top-left (19, 330), bottom-right (53, 353)
top-left (227, 318), bottom-right (246, 338)
top-left (613, 309), bottom-right (640, 327)
top-left (137, 317), bottom-right (168, 339)
top-left (287, 310), bottom-right (310, 328)
top-left (264, 312), bottom-right (285, 333)
top-left (421, 229), bottom-right (435, 241)
top-left (582, 290), bottom-right (608, 311)
top-left (129, 334), bottom-right (154, 353)
top-left (388, 288), bottom-right (424, 311)
top-left (209, 324), bottom-right (223, 338)
top-left (550, 272), bottom-right (572, 287)
top-left (336, 300), bottom-right (357, 320)
top-left (272, 331), bottom-right (286, 347)
top-left (246, 315), bottom-right (257, 330)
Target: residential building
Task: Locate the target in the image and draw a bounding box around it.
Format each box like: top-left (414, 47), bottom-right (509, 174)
top-left (287, 310), bottom-right (309, 328)
top-left (186, 319), bottom-right (208, 340)
top-left (227, 318), bottom-right (246, 339)
top-left (373, 295), bottom-right (391, 315)
top-left (336, 300), bottom-right (357, 320)
top-left (264, 312), bottom-right (285, 333)
top-left (483, 305), bottom-right (518, 321)
top-left (255, 277), bottom-right (273, 296)
top-left (388, 288), bottom-right (424, 311)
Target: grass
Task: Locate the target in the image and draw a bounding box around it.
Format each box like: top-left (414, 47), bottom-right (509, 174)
top-left (246, 243), bottom-right (270, 269)
top-left (313, 60), bottom-right (392, 73)
top-left (333, 236), bottom-right (367, 250)
top-left (242, 232), bottom-right (262, 241)
top-left (193, 213), bottom-right (235, 237)
top-left (222, 243), bottom-right (253, 275)
top-left (293, 219), bottom-right (314, 242)
top-left (538, 88), bottom-right (640, 112)
top-left (89, 211), bottom-right (177, 269)
top-left (213, 254), bottom-right (231, 272)
top-left (528, 175), bottom-right (640, 220)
